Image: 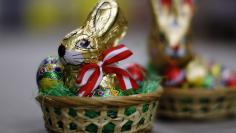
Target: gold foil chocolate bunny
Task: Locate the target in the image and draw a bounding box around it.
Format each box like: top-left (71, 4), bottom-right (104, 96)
top-left (149, 0), bottom-right (194, 71)
top-left (58, 0), bottom-right (128, 92)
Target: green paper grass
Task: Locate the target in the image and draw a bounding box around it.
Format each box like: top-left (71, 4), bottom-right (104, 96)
top-left (39, 75), bottom-right (161, 97)
top-left (121, 75), bottom-right (161, 96)
top-left (39, 83), bottom-right (75, 96)
top-left (139, 76), bottom-right (161, 93)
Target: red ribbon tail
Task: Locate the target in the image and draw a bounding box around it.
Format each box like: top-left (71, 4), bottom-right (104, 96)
top-left (77, 66), bottom-right (100, 97)
top-left (130, 77), bottom-right (139, 90)
top-left (76, 63), bottom-right (98, 84)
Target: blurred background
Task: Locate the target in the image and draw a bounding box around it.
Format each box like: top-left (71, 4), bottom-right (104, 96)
top-left (1, 0), bottom-right (236, 40)
top-left (0, 0), bottom-right (236, 133)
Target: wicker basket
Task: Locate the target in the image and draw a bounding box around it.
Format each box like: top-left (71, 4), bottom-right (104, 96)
top-left (227, 89), bottom-right (236, 115)
top-left (36, 88), bottom-right (162, 133)
top-left (158, 88), bottom-right (236, 120)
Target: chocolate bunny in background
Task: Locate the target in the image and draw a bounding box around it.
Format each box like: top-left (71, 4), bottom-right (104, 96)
top-left (149, 0), bottom-right (195, 73)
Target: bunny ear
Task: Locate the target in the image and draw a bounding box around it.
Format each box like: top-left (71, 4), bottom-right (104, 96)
top-left (150, 0), bottom-right (163, 24)
top-left (87, 0), bottom-right (118, 37)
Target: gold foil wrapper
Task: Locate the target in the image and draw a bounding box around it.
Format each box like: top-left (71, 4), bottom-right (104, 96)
top-left (149, 0), bottom-right (194, 69)
top-left (61, 0), bottom-right (128, 90)
top-left (100, 74), bottom-right (118, 90)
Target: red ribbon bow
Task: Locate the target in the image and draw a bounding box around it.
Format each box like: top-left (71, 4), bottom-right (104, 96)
top-left (76, 45), bottom-right (138, 97)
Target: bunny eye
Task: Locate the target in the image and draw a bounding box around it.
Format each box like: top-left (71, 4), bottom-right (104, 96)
top-left (76, 39), bottom-right (91, 49)
top-left (159, 33), bottom-right (167, 44)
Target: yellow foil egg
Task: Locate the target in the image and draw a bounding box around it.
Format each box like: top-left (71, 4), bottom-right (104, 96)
top-left (186, 59), bottom-right (207, 87)
top-left (211, 64), bottom-right (221, 78)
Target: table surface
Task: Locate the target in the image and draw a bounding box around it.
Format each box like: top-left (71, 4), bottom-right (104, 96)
top-left (0, 29), bottom-right (236, 133)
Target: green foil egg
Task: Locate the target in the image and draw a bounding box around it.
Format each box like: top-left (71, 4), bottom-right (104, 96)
top-left (203, 74), bottom-right (215, 89)
top-left (37, 56), bottom-right (64, 90)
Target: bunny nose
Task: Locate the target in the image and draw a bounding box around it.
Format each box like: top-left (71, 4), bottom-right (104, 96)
top-left (58, 45), bottom-right (66, 57)
top-left (172, 45), bottom-right (179, 52)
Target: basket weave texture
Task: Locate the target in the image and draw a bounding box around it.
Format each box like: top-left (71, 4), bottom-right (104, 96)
top-left (36, 89), bottom-right (162, 133)
top-left (158, 88), bottom-right (236, 120)
top-left (227, 89), bottom-right (236, 114)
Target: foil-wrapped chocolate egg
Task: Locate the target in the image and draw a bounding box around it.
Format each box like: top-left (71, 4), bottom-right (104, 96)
top-left (92, 87), bottom-right (121, 97)
top-left (164, 66), bottom-right (185, 86)
top-left (210, 63), bottom-right (222, 78)
top-left (92, 88), bottom-right (111, 97)
top-left (37, 56), bottom-right (64, 89)
top-left (186, 59), bottom-right (207, 87)
top-left (227, 78), bottom-right (236, 88)
top-left (126, 63), bottom-right (146, 82)
top-left (221, 69), bottom-right (236, 88)
top-left (203, 74), bottom-right (215, 88)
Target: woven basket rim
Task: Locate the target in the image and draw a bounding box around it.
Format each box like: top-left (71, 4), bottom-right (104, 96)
top-left (164, 88), bottom-right (236, 93)
top-left (228, 88), bottom-right (236, 93)
top-left (158, 88), bottom-right (236, 120)
top-left (162, 88), bottom-right (236, 96)
top-left (36, 87), bottom-right (163, 107)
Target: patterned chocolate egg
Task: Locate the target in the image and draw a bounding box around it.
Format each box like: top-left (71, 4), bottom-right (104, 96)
top-left (37, 56), bottom-right (64, 89)
top-left (92, 87), bottom-right (121, 97)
